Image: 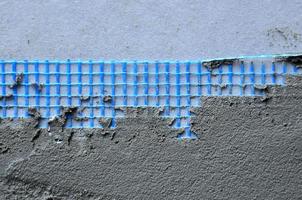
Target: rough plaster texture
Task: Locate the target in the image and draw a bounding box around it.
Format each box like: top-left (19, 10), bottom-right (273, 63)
top-left (0, 76), bottom-right (302, 199)
top-left (1, 0), bottom-right (302, 199)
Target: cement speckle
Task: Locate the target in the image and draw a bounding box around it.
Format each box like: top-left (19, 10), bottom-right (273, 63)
top-left (103, 95), bottom-right (112, 103)
top-left (9, 73), bottom-right (23, 89)
top-left (28, 107), bottom-right (42, 122)
top-left (0, 94), bottom-right (13, 100)
top-left (30, 83), bottom-right (44, 92)
top-left (202, 59), bottom-right (238, 71)
top-left (48, 106), bottom-right (78, 132)
top-left (254, 84), bottom-right (268, 91)
top-left (80, 96), bottom-right (90, 101)
top-left (98, 118), bottom-right (112, 129)
top-left (276, 54), bottom-right (302, 67)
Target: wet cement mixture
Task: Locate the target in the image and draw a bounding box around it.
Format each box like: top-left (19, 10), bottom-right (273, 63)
top-left (0, 75), bottom-right (302, 199)
top-left (9, 73), bottom-right (24, 89)
top-left (276, 54), bottom-right (302, 68)
top-left (202, 58), bottom-right (238, 71)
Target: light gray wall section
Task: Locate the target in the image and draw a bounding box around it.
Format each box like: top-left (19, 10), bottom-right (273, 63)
top-left (0, 0), bottom-right (302, 60)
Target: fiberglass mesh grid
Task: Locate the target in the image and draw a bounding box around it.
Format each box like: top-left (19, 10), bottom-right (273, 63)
top-left (0, 57), bottom-right (301, 139)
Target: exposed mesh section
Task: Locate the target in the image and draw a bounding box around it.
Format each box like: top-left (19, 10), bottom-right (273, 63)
top-left (0, 56), bottom-right (301, 139)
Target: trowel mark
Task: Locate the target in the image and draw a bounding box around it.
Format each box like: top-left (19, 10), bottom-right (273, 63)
top-left (0, 54), bottom-right (301, 139)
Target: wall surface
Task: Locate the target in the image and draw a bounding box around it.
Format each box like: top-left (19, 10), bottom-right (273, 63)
top-left (0, 0), bottom-right (302, 60)
top-left (0, 0), bottom-right (302, 199)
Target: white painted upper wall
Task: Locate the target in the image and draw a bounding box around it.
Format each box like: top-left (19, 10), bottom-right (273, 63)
top-left (0, 0), bottom-right (301, 60)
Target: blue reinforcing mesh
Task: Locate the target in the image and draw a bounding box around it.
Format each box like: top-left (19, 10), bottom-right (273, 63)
top-left (0, 55), bottom-right (301, 139)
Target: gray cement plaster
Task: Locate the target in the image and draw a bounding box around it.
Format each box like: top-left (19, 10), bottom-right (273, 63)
top-left (0, 75), bottom-right (302, 199)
